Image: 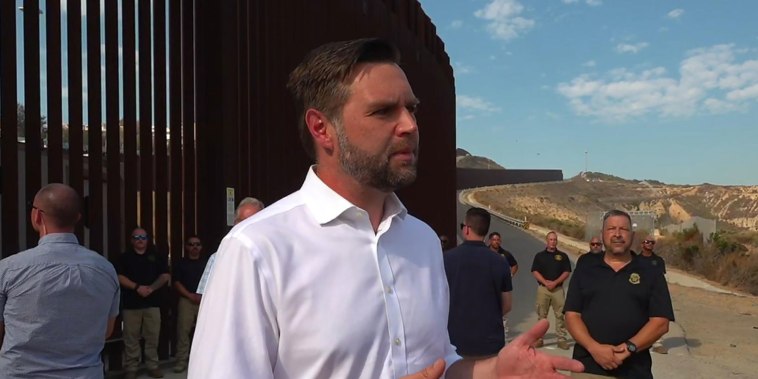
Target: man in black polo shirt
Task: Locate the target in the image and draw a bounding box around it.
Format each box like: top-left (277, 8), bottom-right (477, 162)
top-left (576, 236), bottom-right (605, 270)
top-left (444, 207), bottom-right (513, 359)
top-left (531, 231), bottom-right (572, 350)
top-left (173, 235), bottom-right (208, 373)
top-left (638, 235), bottom-right (669, 355)
top-left (117, 228), bottom-right (171, 379)
top-left (565, 210), bottom-right (674, 378)
top-left (488, 231), bottom-right (519, 277)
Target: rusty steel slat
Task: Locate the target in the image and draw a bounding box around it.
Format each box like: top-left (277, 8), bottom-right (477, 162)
top-left (45, 0), bottom-right (63, 183)
top-left (23, 0), bottom-right (42, 247)
top-left (105, 0), bottom-right (121, 258)
top-left (168, 0), bottom-right (183, 264)
top-left (66, 0), bottom-right (84, 239)
top-left (181, 0), bottom-right (196, 236)
top-left (86, 0), bottom-right (104, 252)
top-left (153, 0), bottom-right (169, 257)
top-left (0, 0), bottom-right (20, 256)
top-left (137, 0), bottom-right (153, 234)
top-left (122, 0), bottom-right (137, 234)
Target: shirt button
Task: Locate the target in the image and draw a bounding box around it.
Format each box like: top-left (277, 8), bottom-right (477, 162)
top-left (385, 286), bottom-right (394, 294)
top-left (394, 338), bottom-right (401, 346)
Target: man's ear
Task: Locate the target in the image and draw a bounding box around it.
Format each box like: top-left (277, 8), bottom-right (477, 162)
top-left (305, 108), bottom-right (335, 152)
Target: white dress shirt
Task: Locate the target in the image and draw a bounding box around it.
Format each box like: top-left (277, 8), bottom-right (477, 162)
top-left (188, 167), bottom-right (459, 378)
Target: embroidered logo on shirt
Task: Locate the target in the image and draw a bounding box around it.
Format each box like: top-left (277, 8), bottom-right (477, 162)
top-left (651, 260), bottom-right (658, 266)
top-left (554, 254), bottom-right (563, 261)
top-left (629, 273), bottom-right (641, 284)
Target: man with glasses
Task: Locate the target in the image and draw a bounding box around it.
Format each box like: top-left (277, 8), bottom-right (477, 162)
top-left (576, 236), bottom-right (605, 269)
top-left (173, 235), bottom-right (207, 372)
top-left (0, 184), bottom-right (120, 378)
top-left (638, 235), bottom-right (668, 355)
top-left (117, 228), bottom-right (171, 379)
top-left (445, 208), bottom-right (513, 359)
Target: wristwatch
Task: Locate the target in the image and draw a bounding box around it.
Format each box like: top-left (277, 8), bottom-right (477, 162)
top-left (625, 340), bottom-right (638, 353)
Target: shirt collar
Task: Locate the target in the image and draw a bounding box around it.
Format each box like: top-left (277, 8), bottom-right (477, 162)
top-left (301, 165), bottom-right (408, 225)
top-left (38, 233), bottom-right (79, 245)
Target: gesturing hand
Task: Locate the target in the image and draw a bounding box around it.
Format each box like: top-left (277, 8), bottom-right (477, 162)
top-left (401, 358), bottom-right (445, 379)
top-left (494, 319), bottom-right (584, 378)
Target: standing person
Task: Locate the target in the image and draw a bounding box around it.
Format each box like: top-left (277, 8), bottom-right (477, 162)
top-left (0, 183), bottom-right (120, 378)
top-left (576, 236), bottom-right (604, 268)
top-left (488, 232), bottom-right (519, 277)
top-left (117, 228), bottom-right (171, 379)
top-left (195, 197), bottom-right (264, 295)
top-left (439, 234), bottom-right (451, 251)
top-left (565, 210), bottom-right (674, 378)
top-left (638, 235), bottom-right (668, 355)
top-left (172, 235), bottom-right (207, 373)
top-left (531, 231), bottom-right (572, 350)
top-left (188, 38), bottom-right (582, 379)
top-left (445, 208), bottom-right (513, 359)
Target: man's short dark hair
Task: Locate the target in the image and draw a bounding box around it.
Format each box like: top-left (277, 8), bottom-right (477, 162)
top-left (602, 209), bottom-right (632, 227)
top-left (488, 231), bottom-right (501, 239)
top-left (286, 38), bottom-right (401, 160)
top-left (465, 207), bottom-right (491, 237)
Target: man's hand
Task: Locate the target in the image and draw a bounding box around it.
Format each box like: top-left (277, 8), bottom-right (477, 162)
top-left (493, 319), bottom-right (584, 378)
top-left (402, 358), bottom-right (445, 379)
top-left (545, 281), bottom-right (556, 290)
top-left (191, 293), bottom-right (202, 305)
top-left (137, 285), bottom-right (153, 298)
top-left (587, 344), bottom-right (624, 371)
top-left (612, 343), bottom-right (631, 363)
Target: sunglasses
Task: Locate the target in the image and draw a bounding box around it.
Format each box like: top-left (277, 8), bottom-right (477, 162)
top-left (186, 242), bottom-right (202, 247)
top-left (590, 242), bottom-right (602, 246)
top-left (643, 240), bottom-right (655, 245)
top-left (460, 223), bottom-right (468, 229)
top-left (132, 235), bottom-right (148, 241)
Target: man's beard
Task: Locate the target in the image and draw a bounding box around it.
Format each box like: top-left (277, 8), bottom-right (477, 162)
top-left (336, 127), bottom-right (418, 192)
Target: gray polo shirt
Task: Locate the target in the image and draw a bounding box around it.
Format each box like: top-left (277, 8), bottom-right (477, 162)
top-left (0, 233), bottom-right (120, 378)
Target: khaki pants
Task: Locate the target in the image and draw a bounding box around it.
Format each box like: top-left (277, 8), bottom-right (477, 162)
top-left (175, 296), bottom-right (200, 365)
top-left (572, 373), bottom-right (616, 378)
top-left (535, 285), bottom-right (567, 341)
top-left (122, 307), bottom-right (161, 372)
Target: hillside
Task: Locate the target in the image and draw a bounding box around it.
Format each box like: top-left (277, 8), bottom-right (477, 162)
top-left (456, 148), bottom-right (506, 170)
top-left (471, 171), bottom-right (758, 232)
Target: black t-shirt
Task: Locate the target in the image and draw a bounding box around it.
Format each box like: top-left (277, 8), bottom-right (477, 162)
top-left (637, 252), bottom-right (666, 274)
top-left (564, 254), bottom-right (675, 378)
top-left (174, 257), bottom-right (208, 293)
top-left (530, 249), bottom-right (571, 283)
top-left (495, 247), bottom-right (518, 267)
top-left (117, 248), bottom-right (170, 309)
top-left (444, 241), bottom-right (512, 356)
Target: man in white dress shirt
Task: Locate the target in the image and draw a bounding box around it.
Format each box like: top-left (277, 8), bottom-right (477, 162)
top-left (188, 38), bottom-right (583, 379)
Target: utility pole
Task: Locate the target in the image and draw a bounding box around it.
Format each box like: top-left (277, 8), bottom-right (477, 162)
top-left (584, 150), bottom-right (588, 173)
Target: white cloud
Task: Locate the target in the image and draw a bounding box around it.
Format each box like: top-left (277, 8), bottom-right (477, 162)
top-left (562, 0), bottom-right (580, 3)
top-left (557, 44), bottom-right (758, 121)
top-left (454, 62), bottom-right (474, 75)
top-left (474, 0), bottom-right (535, 42)
top-left (586, 0), bottom-right (603, 6)
top-left (667, 9), bottom-right (685, 19)
top-left (457, 95), bottom-right (501, 112)
top-left (583, 60), bottom-right (596, 67)
top-left (450, 20), bottom-right (463, 29)
top-left (615, 42), bottom-right (649, 54)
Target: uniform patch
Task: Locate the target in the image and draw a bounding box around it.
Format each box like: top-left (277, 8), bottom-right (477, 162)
top-left (652, 260), bottom-right (658, 266)
top-left (629, 273), bottom-right (640, 284)
top-left (554, 254), bottom-right (563, 261)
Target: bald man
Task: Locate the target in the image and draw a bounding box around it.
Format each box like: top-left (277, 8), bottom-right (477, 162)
top-left (195, 197), bottom-right (265, 295)
top-left (0, 184), bottom-right (120, 378)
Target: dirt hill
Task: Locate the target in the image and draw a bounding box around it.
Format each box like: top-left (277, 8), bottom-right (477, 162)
top-left (471, 171), bottom-right (758, 232)
top-left (456, 149), bottom-right (506, 170)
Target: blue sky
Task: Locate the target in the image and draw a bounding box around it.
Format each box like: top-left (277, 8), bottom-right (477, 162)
top-left (421, 0), bottom-right (758, 185)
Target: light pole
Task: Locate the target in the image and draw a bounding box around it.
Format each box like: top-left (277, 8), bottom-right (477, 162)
top-left (584, 150), bottom-right (588, 173)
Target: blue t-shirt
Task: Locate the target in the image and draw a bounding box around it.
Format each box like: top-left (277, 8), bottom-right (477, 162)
top-left (0, 233), bottom-right (120, 378)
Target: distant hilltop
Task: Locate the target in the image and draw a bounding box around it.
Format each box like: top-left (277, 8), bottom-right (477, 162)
top-left (456, 148), bottom-right (506, 170)
top-left (471, 171), bottom-right (758, 232)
